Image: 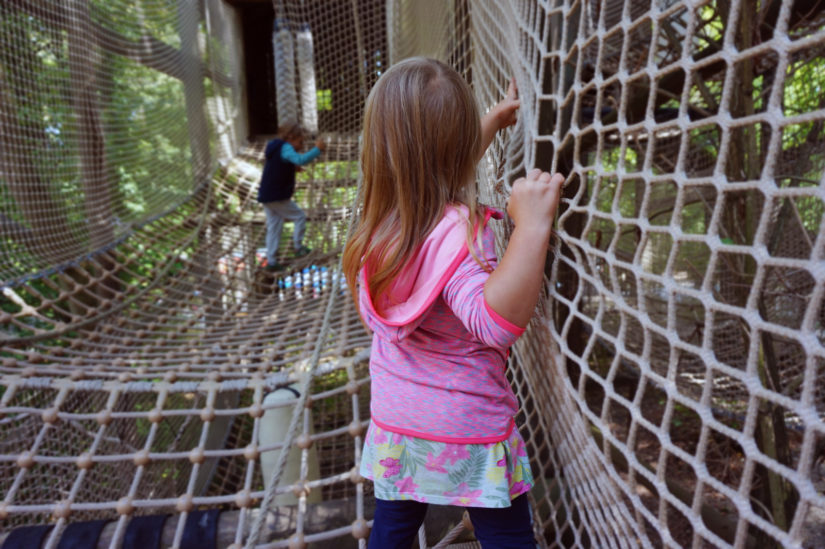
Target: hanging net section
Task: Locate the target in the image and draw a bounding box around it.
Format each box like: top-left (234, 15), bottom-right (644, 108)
top-left (1, 0), bottom-right (825, 548)
top-left (0, 0), bottom-right (382, 547)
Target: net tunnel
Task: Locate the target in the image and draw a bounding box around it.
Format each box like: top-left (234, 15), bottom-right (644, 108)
top-left (1, 1), bottom-right (824, 547)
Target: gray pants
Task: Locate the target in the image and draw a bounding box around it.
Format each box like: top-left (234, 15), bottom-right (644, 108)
top-left (262, 199), bottom-right (307, 265)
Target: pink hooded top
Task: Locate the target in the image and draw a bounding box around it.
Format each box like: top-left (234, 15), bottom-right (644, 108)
top-left (359, 205), bottom-right (525, 444)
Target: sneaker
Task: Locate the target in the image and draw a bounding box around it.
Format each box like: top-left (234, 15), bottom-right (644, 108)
top-left (264, 262), bottom-right (285, 272)
top-left (294, 246), bottom-right (311, 258)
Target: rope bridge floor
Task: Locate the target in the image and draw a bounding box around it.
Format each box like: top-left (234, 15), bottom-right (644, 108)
top-left (0, 139), bottom-right (381, 548)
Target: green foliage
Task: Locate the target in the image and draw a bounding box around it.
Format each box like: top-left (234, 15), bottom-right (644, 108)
top-left (297, 160), bottom-right (358, 184)
top-left (0, 3), bottom-right (197, 283)
top-left (601, 145), bottom-right (638, 173)
top-left (90, 0), bottom-right (180, 45)
top-left (688, 78), bottom-right (722, 110)
top-left (689, 125), bottom-right (720, 160)
top-left (104, 56), bottom-right (192, 220)
top-left (784, 56), bottom-right (825, 116)
top-left (790, 195), bottom-right (824, 235)
top-left (317, 89), bottom-right (332, 111)
top-left (680, 191), bottom-right (711, 235)
top-left (696, 3), bottom-right (724, 49)
top-left (590, 175), bottom-right (617, 214)
top-left (0, 12), bottom-right (77, 221)
top-left (618, 179), bottom-right (643, 218)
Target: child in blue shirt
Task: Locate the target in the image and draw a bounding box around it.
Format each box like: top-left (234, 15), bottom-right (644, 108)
top-left (257, 124), bottom-right (326, 271)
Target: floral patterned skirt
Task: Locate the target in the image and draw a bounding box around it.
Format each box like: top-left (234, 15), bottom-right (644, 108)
top-left (359, 421), bottom-right (533, 508)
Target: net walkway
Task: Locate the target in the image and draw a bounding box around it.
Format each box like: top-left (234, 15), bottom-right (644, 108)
top-left (1, 0), bottom-right (824, 548)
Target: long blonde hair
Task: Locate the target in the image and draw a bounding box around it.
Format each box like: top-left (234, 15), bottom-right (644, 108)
top-left (342, 57), bottom-right (483, 311)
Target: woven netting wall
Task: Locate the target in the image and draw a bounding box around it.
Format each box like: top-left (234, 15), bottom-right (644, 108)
top-left (1, 0), bottom-right (824, 548)
top-left (458, 1), bottom-right (825, 547)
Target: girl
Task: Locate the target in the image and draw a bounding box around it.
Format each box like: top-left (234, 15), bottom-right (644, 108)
top-left (342, 58), bottom-right (563, 548)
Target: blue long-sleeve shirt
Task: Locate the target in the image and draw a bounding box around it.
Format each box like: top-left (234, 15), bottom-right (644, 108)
top-left (280, 142), bottom-right (321, 165)
top-left (257, 139), bottom-right (321, 203)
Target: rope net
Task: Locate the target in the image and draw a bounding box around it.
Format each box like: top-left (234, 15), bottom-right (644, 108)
top-left (1, 0), bottom-right (823, 548)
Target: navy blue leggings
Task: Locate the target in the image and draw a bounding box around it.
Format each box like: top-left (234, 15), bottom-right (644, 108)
top-left (368, 493), bottom-right (536, 549)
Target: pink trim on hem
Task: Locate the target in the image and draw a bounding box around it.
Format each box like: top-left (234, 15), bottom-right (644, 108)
top-left (371, 416), bottom-right (515, 444)
top-left (483, 299), bottom-right (526, 336)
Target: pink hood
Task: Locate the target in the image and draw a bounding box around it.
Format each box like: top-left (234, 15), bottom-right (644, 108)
top-left (360, 205), bottom-right (501, 342)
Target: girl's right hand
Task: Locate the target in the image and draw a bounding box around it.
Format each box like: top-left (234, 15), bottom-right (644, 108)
top-left (507, 169), bottom-right (564, 232)
top-left (484, 169), bottom-right (565, 327)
